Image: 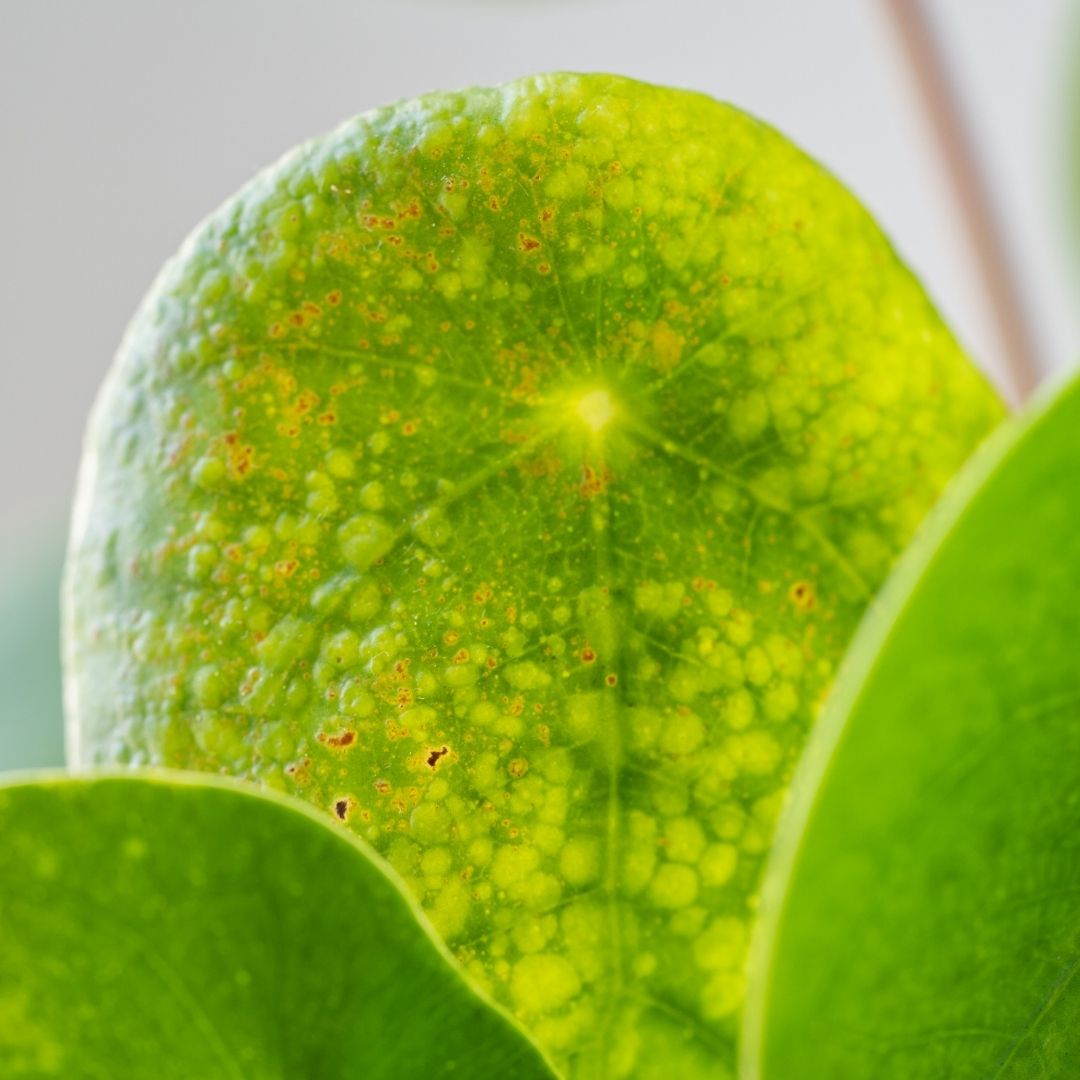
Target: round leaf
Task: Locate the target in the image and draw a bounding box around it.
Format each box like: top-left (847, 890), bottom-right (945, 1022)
top-left (64, 73), bottom-right (1002, 1074)
top-left (744, 374), bottom-right (1080, 1077)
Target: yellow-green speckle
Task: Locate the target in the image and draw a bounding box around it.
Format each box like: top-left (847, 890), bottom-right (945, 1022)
top-left (649, 863), bottom-right (700, 909)
top-left (512, 954), bottom-right (582, 1015)
top-left (559, 837), bottom-right (601, 886)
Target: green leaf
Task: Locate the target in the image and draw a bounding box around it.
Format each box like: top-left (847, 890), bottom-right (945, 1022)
top-left (64, 72), bottom-right (1002, 1075)
top-left (0, 540), bottom-right (65, 770)
top-left (0, 770), bottom-right (554, 1079)
top-left (743, 372), bottom-right (1080, 1078)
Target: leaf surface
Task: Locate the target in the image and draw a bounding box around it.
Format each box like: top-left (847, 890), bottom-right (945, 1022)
top-left (744, 373), bottom-right (1080, 1078)
top-left (64, 73), bottom-right (1002, 1075)
top-left (0, 771), bottom-right (554, 1079)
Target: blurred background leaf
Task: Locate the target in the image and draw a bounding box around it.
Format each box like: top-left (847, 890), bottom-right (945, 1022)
top-left (744, 373), bottom-right (1080, 1078)
top-left (0, 771), bottom-right (556, 1079)
top-left (0, 538), bottom-right (65, 770)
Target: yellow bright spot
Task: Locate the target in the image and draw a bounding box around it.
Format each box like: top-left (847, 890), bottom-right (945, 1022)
top-left (576, 389), bottom-right (615, 431)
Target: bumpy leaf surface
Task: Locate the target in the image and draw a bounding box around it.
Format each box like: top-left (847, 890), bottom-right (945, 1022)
top-left (0, 772), bottom-right (553, 1079)
top-left (65, 73), bottom-right (1001, 1076)
top-left (744, 375), bottom-right (1080, 1078)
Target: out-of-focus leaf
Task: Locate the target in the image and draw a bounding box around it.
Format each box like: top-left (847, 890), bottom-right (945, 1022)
top-left (0, 771), bottom-right (555, 1079)
top-left (0, 539), bottom-right (64, 769)
top-left (744, 372), bottom-right (1080, 1078)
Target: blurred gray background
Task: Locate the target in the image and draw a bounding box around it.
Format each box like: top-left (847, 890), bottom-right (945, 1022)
top-left (2, 0), bottom-right (1078, 770)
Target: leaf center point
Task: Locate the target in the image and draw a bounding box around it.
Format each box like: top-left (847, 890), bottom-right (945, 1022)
top-left (575, 389), bottom-right (616, 432)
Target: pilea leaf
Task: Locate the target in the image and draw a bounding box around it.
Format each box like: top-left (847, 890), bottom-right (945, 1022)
top-left (743, 373), bottom-right (1080, 1078)
top-left (0, 771), bottom-right (554, 1079)
top-left (64, 73), bottom-right (1002, 1075)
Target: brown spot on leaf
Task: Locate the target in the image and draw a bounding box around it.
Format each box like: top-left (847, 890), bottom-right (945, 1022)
top-left (318, 729), bottom-right (356, 750)
top-left (579, 464), bottom-right (613, 500)
top-left (789, 580), bottom-right (816, 612)
top-left (285, 757), bottom-right (312, 787)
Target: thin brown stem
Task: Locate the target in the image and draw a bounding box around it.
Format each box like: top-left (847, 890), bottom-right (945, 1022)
top-left (885, 0), bottom-right (1042, 406)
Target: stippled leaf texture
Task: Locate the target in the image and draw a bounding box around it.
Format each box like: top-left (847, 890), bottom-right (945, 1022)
top-left (64, 73), bottom-right (1002, 1076)
top-left (744, 374), bottom-right (1080, 1079)
top-left (0, 771), bottom-right (554, 1079)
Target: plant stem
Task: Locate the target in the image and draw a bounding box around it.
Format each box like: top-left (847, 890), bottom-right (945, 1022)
top-left (884, 0), bottom-right (1042, 406)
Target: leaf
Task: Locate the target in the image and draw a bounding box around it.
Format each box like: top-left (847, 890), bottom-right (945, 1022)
top-left (0, 770), bottom-right (555, 1079)
top-left (0, 540), bottom-right (65, 769)
top-left (743, 372), bottom-right (1080, 1078)
top-left (63, 73), bottom-right (1003, 1075)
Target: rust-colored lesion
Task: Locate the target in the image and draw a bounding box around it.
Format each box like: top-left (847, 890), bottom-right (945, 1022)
top-left (649, 320), bottom-right (685, 372)
top-left (579, 463), bottom-right (613, 500)
top-left (788, 580), bottom-right (817, 612)
top-left (222, 432), bottom-right (255, 479)
top-left (285, 756), bottom-right (312, 787)
top-left (426, 745), bottom-right (450, 769)
top-left (317, 729), bottom-right (357, 750)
